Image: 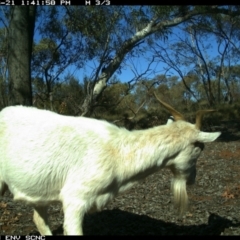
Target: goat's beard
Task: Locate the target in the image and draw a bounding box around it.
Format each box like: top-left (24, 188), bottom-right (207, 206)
top-left (171, 178), bottom-right (188, 216)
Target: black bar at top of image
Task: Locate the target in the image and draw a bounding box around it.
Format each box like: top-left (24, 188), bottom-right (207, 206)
top-left (78, 0), bottom-right (161, 5)
top-left (3, 0), bottom-right (162, 6)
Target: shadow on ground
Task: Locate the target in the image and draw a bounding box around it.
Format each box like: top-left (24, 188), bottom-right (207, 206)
top-left (29, 209), bottom-right (240, 235)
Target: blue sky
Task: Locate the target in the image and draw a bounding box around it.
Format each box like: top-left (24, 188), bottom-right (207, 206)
top-left (66, 26), bottom-right (222, 85)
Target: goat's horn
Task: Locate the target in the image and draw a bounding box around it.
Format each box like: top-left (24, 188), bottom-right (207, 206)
top-left (195, 109), bottom-right (216, 130)
top-left (153, 92), bottom-right (184, 121)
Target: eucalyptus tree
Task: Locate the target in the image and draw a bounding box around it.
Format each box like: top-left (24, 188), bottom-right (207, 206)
top-left (182, 11), bottom-right (240, 105)
top-left (149, 6), bottom-right (240, 107)
top-left (4, 5), bottom-right (240, 113)
top-left (192, 11), bottom-right (240, 104)
top-left (64, 5), bottom-right (240, 115)
top-left (31, 7), bottom-right (86, 109)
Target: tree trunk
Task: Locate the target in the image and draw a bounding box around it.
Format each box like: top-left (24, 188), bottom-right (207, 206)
top-left (8, 6), bottom-right (36, 106)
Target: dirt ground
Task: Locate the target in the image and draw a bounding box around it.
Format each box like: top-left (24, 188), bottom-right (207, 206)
top-left (1, 124), bottom-right (240, 235)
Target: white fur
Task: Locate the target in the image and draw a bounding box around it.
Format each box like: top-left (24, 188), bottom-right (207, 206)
top-left (0, 106), bottom-right (221, 235)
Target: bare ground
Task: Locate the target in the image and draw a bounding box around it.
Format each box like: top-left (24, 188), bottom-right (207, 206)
top-left (1, 125), bottom-right (240, 235)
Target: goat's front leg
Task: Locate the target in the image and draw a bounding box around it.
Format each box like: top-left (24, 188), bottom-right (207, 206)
top-left (33, 206), bottom-right (52, 235)
top-left (62, 200), bottom-right (85, 235)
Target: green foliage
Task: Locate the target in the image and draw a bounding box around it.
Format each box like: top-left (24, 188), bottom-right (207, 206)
top-left (54, 76), bottom-right (84, 115)
top-left (30, 73), bottom-right (240, 131)
top-left (32, 75), bottom-right (84, 115)
top-left (216, 103), bottom-right (240, 121)
top-left (64, 6), bottom-right (123, 59)
top-left (33, 38), bottom-right (60, 70)
top-left (151, 6), bottom-right (177, 19)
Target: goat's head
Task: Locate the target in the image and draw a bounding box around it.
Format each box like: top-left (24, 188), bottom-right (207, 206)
top-left (154, 92), bottom-right (221, 215)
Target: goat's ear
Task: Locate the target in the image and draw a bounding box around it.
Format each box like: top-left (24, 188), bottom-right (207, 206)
top-left (197, 131), bottom-right (221, 143)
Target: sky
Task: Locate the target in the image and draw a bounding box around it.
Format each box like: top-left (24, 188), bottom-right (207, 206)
top-left (65, 26), bottom-right (222, 85)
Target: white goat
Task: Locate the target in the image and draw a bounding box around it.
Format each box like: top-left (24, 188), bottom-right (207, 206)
top-left (0, 94), bottom-right (221, 235)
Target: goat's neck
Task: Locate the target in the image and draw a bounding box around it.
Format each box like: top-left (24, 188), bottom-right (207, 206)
top-left (115, 125), bottom-right (186, 185)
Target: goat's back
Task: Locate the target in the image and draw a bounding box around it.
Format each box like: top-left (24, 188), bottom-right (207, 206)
top-left (0, 106), bottom-right (117, 204)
